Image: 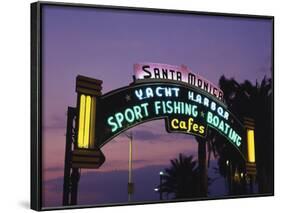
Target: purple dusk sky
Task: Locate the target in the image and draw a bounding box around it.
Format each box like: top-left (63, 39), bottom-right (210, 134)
top-left (41, 5), bottom-right (272, 207)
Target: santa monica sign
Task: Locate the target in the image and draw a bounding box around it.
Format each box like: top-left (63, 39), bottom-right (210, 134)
top-left (134, 63), bottom-right (224, 101)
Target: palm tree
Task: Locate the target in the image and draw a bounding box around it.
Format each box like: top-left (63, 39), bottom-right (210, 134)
top-left (218, 75), bottom-right (273, 194)
top-left (196, 136), bottom-right (207, 196)
top-left (159, 154), bottom-right (202, 199)
top-left (214, 137), bottom-right (248, 195)
top-left (196, 128), bottom-right (219, 197)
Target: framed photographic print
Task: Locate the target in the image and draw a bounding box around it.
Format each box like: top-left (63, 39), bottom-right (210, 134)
top-left (31, 1), bottom-right (274, 211)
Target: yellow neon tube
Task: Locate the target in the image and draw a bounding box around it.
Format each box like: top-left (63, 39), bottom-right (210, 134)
top-left (89, 97), bottom-right (96, 148)
top-left (247, 129), bottom-right (255, 163)
top-left (78, 95), bottom-right (86, 148)
top-left (83, 96), bottom-right (92, 148)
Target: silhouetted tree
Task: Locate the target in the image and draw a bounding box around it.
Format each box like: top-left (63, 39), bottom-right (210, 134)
top-left (160, 154), bottom-right (204, 198)
top-left (196, 125), bottom-right (221, 196)
top-left (217, 75), bottom-right (273, 194)
top-left (196, 136), bottom-right (207, 197)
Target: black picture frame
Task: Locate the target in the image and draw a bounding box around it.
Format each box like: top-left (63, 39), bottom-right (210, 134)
top-left (31, 1), bottom-right (274, 211)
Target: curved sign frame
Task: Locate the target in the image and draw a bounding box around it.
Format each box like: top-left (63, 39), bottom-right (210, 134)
top-left (93, 79), bottom-right (247, 160)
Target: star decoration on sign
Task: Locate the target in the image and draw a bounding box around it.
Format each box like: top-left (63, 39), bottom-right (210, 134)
top-left (125, 94), bottom-right (131, 101)
top-left (200, 111), bottom-right (205, 118)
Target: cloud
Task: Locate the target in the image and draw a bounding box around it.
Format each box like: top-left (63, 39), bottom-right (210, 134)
top-left (133, 129), bottom-right (161, 141)
top-left (43, 114), bottom-right (67, 130)
top-left (45, 166), bottom-right (64, 172)
top-left (122, 120), bottom-right (195, 143)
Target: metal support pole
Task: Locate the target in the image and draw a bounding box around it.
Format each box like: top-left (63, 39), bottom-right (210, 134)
top-left (160, 174), bottom-right (163, 200)
top-left (129, 132), bottom-right (133, 185)
top-left (62, 107), bottom-right (80, 206)
top-left (70, 168), bottom-right (80, 205)
top-left (229, 161), bottom-right (233, 195)
top-left (128, 132), bottom-right (133, 202)
top-left (197, 137), bottom-right (207, 196)
top-left (249, 175), bottom-right (254, 194)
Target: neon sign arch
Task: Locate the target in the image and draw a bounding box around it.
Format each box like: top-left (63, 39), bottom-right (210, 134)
top-left (93, 80), bottom-right (246, 160)
top-left (74, 63), bottom-right (256, 166)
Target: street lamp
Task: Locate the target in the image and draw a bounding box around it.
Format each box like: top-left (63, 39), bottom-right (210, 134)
top-left (226, 160), bottom-right (229, 166)
top-left (225, 160), bottom-right (233, 194)
top-left (123, 131), bottom-right (134, 202)
top-left (159, 171), bottom-right (166, 200)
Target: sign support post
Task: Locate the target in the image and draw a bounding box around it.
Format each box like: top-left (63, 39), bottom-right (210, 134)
top-left (62, 107), bottom-right (77, 206)
top-left (244, 117), bottom-right (257, 193)
top-left (62, 76), bottom-right (105, 206)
